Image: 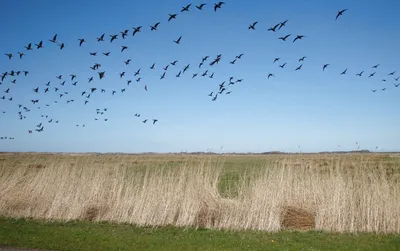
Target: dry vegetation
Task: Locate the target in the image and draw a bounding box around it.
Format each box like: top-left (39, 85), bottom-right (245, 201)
top-left (0, 153), bottom-right (399, 234)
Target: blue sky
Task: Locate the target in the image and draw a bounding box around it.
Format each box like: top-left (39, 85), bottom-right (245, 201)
top-left (0, 0), bottom-right (399, 153)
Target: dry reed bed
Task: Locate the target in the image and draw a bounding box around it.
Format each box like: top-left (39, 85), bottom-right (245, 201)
top-left (0, 154), bottom-right (399, 233)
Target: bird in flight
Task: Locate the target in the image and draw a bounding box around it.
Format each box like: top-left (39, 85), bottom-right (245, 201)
top-left (35, 41), bottom-right (44, 49)
top-left (372, 64), bottom-right (380, 68)
top-left (181, 4), bottom-right (191, 12)
top-left (268, 23), bottom-right (280, 32)
top-left (214, 2), bottom-right (225, 11)
top-left (168, 14), bottom-right (177, 21)
top-left (336, 9), bottom-right (348, 20)
top-left (299, 56), bottom-right (306, 62)
top-left (97, 33), bottom-right (105, 42)
top-left (110, 34), bottom-right (118, 43)
top-left (356, 71), bottom-right (364, 76)
top-left (293, 35), bottom-right (305, 43)
top-left (152, 119), bottom-right (158, 125)
top-left (78, 38), bottom-right (85, 46)
top-left (279, 34), bottom-right (291, 41)
top-left (368, 72), bottom-right (376, 78)
top-left (196, 3), bottom-right (206, 10)
top-left (121, 46), bottom-right (128, 52)
top-left (132, 26), bottom-right (142, 36)
top-left (340, 68), bottom-right (347, 75)
top-left (323, 64), bottom-right (330, 71)
top-left (295, 64), bottom-right (303, 71)
top-left (249, 21), bottom-right (258, 30)
top-left (236, 54), bottom-right (244, 59)
top-left (4, 53), bottom-right (12, 60)
top-left (25, 43), bottom-right (32, 50)
top-left (268, 73), bottom-right (274, 79)
top-left (273, 58), bottom-right (280, 63)
top-left (174, 36), bottom-right (182, 44)
top-left (151, 22), bottom-right (160, 31)
top-left (388, 71), bottom-right (396, 75)
top-left (49, 34), bottom-right (58, 43)
top-left (278, 20), bottom-right (288, 30)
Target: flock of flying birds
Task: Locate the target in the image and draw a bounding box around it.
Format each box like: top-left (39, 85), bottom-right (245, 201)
top-left (1, 4), bottom-right (399, 145)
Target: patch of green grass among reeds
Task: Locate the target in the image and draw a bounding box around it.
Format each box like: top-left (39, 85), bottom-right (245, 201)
top-left (1, 217), bottom-right (399, 251)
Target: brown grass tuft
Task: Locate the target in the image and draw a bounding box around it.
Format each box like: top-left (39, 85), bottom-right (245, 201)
top-left (281, 206), bottom-right (316, 231)
top-left (28, 164), bottom-right (46, 169)
top-left (82, 204), bottom-right (108, 222)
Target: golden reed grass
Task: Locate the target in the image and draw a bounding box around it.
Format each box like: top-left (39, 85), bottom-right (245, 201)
top-left (0, 154), bottom-right (399, 233)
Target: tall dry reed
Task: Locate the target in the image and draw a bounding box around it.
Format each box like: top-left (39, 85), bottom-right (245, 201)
top-left (0, 155), bottom-right (399, 233)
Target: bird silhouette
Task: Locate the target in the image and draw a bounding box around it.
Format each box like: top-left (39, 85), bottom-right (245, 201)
top-left (181, 4), bottom-right (191, 12)
top-left (356, 71), bottom-right (364, 76)
top-left (196, 3), bottom-right (206, 10)
top-left (372, 64), bottom-right (380, 68)
top-left (168, 14), bottom-right (177, 21)
top-left (249, 21), bottom-right (258, 30)
top-left (110, 34), bottom-right (118, 43)
top-left (25, 43), bottom-right (32, 50)
top-left (279, 20), bottom-right (288, 30)
top-left (78, 38), bottom-right (85, 46)
top-left (268, 23), bottom-right (280, 32)
top-left (340, 68), bottom-right (347, 75)
top-left (278, 34), bottom-right (291, 41)
top-left (35, 41), bottom-right (43, 49)
top-left (293, 35), bottom-right (305, 43)
top-left (49, 34), bottom-right (58, 43)
top-left (151, 22), bottom-right (160, 31)
top-left (323, 64), bottom-right (330, 71)
top-left (121, 46), bottom-right (128, 52)
top-left (132, 26), bottom-right (142, 36)
top-left (97, 33), bottom-right (105, 42)
top-left (268, 73), bottom-right (275, 79)
top-left (214, 2), bottom-right (225, 11)
top-left (152, 119), bottom-right (158, 124)
top-left (160, 72), bottom-right (166, 79)
top-left (336, 9), bottom-right (348, 20)
top-left (295, 64), bottom-right (303, 71)
top-left (174, 36), bottom-right (182, 44)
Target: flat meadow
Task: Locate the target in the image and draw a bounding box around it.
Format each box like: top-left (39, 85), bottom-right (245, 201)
top-left (0, 152), bottom-right (400, 250)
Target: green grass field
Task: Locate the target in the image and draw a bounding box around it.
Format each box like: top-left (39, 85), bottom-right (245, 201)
top-left (1, 153), bottom-right (400, 250)
top-left (1, 217), bottom-right (400, 251)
